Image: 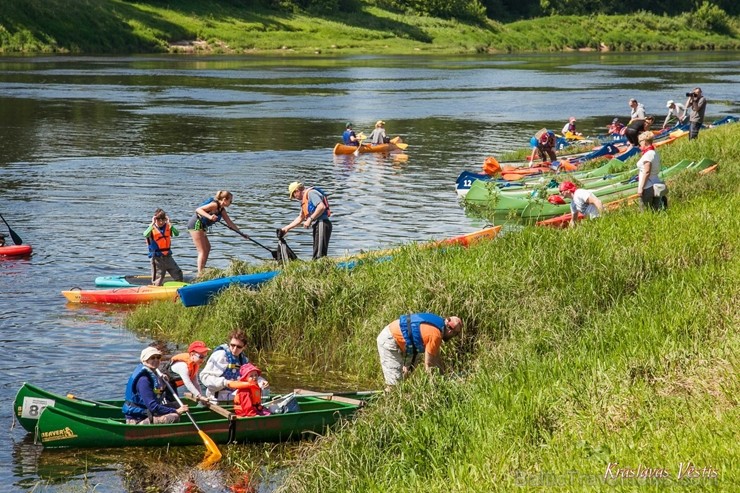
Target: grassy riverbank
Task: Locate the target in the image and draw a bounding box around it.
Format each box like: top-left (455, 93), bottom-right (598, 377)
top-left (1, 0), bottom-right (739, 54)
top-left (126, 123), bottom-right (739, 490)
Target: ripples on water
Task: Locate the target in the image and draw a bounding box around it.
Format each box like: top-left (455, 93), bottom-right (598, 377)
top-left (1, 52), bottom-right (738, 492)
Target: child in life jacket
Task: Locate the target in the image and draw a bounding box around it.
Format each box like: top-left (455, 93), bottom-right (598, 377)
top-left (233, 363), bottom-right (271, 417)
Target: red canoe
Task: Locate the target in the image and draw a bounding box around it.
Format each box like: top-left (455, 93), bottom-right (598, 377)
top-left (0, 244), bottom-right (33, 257)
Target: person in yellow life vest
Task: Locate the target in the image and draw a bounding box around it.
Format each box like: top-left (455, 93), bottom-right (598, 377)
top-left (233, 363), bottom-right (271, 417)
top-left (280, 182), bottom-right (332, 259)
top-left (143, 208), bottom-right (184, 286)
top-left (162, 340), bottom-right (210, 401)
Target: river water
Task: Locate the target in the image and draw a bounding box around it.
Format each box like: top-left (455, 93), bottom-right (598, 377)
top-left (0, 52), bottom-right (738, 492)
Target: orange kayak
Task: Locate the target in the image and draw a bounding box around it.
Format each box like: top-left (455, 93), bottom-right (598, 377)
top-left (0, 244), bottom-right (33, 256)
top-left (333, 137), bottom-right (404, 155)
top-left (431, 226), bottom-right (502, 247)
top-left (62, 285), bottom-right (181, 304)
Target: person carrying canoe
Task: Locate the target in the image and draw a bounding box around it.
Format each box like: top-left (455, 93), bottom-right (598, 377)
top-left (280, 182), bottom-right (332, 259)
top-left (636, 131), bottom-right (667, 211)
top-left (187, 190), bottom-right (246, 275)
top-left (376, 313), bottom-right (462, 390)
top-left (122, 346), bottom-right (189, 424)
top-left (558, 181), bottom-right (604, 227)
top-left (342, 122), bottom-right (359, 146)
top-left (199, 330), bottom-right (270, 401)
top-left (368, 120), bottom-right (390, 145)
top-left (144, 208), bottom-right (184, 286)
top-left (531, 129), bottom-right (557, 164)
top-left (162, 340), bottom-right (210, 401)
top-left (233, 363), bottom-right (271, 417)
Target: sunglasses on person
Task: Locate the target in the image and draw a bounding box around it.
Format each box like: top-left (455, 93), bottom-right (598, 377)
top-left (229, 342), bottom-right (245, 350)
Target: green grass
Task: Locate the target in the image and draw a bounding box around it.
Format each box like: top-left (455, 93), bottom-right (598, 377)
top-left (0, 1), bottom-right (738, 54)
top-left (125, 123), bottom-right (739, 490)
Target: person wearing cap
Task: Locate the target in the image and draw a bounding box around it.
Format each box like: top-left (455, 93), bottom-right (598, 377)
top-left (162, 340), bottom-right (211, 401)
top-left (122, 346), bottom-right (189, 424)
top-left (636, 131), bottom-right (667, 211)
top-left (233, 363), bottom-right (271, 417)
top-left (607, 118), bottom-right (625, 136)
top-left (628, 98), bottom-right (646, 123)
top-left (663, 100), bottom-right (687, 129)
top-left (685, 87), bottom-right (706, 140)
top-left (376, 313), bottom-right (463, 389)
top-left (561, 117), bottom-right (581, 138)
top-left (530, 129), bottom-right (557, 164)
top-left (368, 120), bottom-right (389, 145)
top-left (558, 181), bottom-right (604, 227)
top-left (200, 330), bottom-right (269, 401)
top-left (342, 122), bottom-right (359, 146)
top-left (280, 182), bottom-right (332, 259)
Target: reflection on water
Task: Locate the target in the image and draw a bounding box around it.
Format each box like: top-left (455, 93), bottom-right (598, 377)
top-left (1, 52), bottom-right (738, 492)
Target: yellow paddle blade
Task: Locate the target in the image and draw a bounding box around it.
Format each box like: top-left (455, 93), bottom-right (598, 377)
top-left (356, 132), bottom-right (367, 140)
top-left (393, 153), bottom-right (409, 162)
top-left (198, 430), bottom-right (223, 466)
top-left (394, 142), bottom-right (408, 150)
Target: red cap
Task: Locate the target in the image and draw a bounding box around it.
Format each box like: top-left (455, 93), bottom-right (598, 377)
top-left (559, 181), bottom-right (577, 194)
top-left (188, 341), bottom-right (210, 354)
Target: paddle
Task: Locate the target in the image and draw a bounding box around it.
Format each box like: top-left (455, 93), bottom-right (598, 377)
top-left (0, 213), bottom-right (23, 245)
top-left (294, 388), bottom-right (366, 406)
top-left (157, 369), bottom-right (222, 465)
top-left (394, 142), bottom-right (409, 150)
top-left (222, 224), bottom-right (278, 261)
top-left (66, 393), bottom-right (119, 408)
top-left (353, 132), bottom-right (367, 156)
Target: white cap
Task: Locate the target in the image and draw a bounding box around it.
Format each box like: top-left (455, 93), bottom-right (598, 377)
top-left (140, 346), bottom-right (162, 363)
top-left (666, 100), bottom-right (674, 107)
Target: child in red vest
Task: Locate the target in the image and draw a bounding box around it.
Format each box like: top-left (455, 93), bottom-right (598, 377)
top-left (233, 363), bottom-right (270, 417)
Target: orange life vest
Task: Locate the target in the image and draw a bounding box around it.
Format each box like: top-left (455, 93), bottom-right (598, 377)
top-left (166, 353), bottom-right (200, 388)
top-left (234, 381), bottom-right (264, 417)
top-left (482, 156), bottom-right (501, 176)
top-left (301, 187), bottom-right (331, 220)
top-left (150, 224), bottom-right (172, 257)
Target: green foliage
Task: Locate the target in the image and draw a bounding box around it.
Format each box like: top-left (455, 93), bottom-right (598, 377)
top-left (684, 1), bottom-right (733, 34)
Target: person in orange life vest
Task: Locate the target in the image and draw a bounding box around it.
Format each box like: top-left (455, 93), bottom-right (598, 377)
top-left (123, 346), bottom-right (189, 425)
top-left (280, 182), bottom-right (332, 259)
top-left (376, 313), bottom-right (463, 389)
top-left (143, 208), bottom-right (184, 286)
top-left (187, 190), bottom-right (246, 275)
top-left (233, 363), bottom-right (271, 417)
top-left (163, 340), bottom-right (210, 401)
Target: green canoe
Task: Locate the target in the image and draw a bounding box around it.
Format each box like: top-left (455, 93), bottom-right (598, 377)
top-left (465, 158), bottom-right (714, 219)
top-left (35, 394), bottom-right (360, 448)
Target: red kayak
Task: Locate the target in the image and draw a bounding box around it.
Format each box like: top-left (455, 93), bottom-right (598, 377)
top-left (0, 244), bottom-right (33, 257)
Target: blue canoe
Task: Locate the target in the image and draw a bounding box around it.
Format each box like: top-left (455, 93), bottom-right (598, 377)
top-left (178, 270), bottom-right (281, 307)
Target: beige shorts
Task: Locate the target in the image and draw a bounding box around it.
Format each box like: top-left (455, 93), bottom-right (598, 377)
top-left (377, 325), bottom-right (405, 386)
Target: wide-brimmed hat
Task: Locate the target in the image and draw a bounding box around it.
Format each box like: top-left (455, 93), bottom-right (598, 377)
top-left (666, 100), bottom-right (675, 107)
top-left (375, 120), bottom-right (385, 127)
top-left (288, 181), bottom-right (302, 198)
top-left (239, 362), bottom-right (261, 379)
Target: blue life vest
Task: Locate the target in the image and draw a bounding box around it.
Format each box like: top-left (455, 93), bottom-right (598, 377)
top-left (122, 364), bottom-right (161, 419)
top-left (211, 343), bottom-right (248, 380)
top-left (342, 129), bottom-right (358, 146)
top-left (197, 198), bottom-right (222, 229)
top-left (303, 187), bottom-right (332, 221)
top-left (399, 313), bottom-right (445, 355)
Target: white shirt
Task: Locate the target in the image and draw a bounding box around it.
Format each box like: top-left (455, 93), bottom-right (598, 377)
top-left (570, 188), bottom-right (599, 217)
top-left (169, 360), bottom-right (203, 398)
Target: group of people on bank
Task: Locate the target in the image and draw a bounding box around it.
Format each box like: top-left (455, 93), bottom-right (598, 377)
top-left (144, 183), bottom-right (333, 284)
top-left (126, 313), bottom-right (463, 424)
top-left (531, 87), bottom-right (707, 165)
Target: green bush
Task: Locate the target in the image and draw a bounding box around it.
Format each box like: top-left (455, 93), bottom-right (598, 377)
top-left (684, 2), bottom-right (733, 34)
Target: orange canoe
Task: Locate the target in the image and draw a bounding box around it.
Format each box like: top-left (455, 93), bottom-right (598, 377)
top-left (333, 137), bottom-right (404, 155)
top-left (62, 285), bottom-right (181, 304)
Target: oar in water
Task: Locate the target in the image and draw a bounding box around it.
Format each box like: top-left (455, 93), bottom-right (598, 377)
top-left (66, 393), bottom-right (119, 408)
top-left (156, 369), bottom-right (222, 465)
top-left (0, 213), bottom-right (23, 245)
top-left (353, 132), bottom-right (367, 156)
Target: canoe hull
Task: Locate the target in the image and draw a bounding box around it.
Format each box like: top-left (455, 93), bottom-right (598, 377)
top-left (62, 285), bottom-right (180, 304)
top-left (178, 270), bottom-right (280, 307)
top-left (0, 244), bottom-right (33, 256)
top-left (36, 396), bottom-right (359, 448)
top-left (333, 137), bottom-right (403, 155)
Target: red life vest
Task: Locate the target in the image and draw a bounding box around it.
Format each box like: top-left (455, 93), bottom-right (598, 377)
top-left (234, 381), bottom-right (264, 417)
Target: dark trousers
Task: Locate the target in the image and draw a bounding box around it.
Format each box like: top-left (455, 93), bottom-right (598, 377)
top-left (625, 128), bottom-right (640, 146)
top-left (689, 121), bottom-right (702, 140)
top-left (536, 145), bottom-right (556, 162)
top-left (151, 255), bottom-right (184, 285)
top-left (640, 187), bottom-right (667, 211)
top-left (312, 219), bottom-right (332, 259)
